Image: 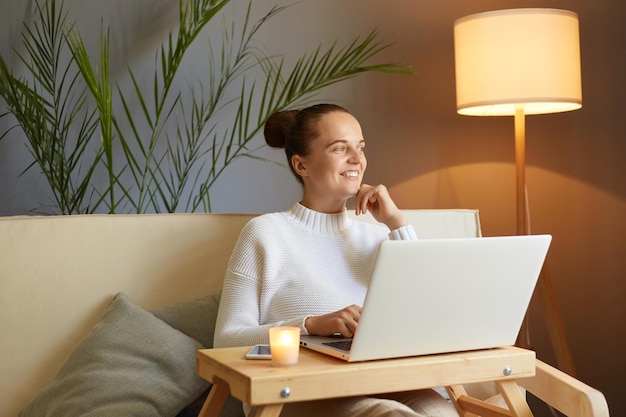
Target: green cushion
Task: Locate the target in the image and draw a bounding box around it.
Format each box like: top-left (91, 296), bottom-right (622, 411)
top-left (19, 293), bottom-right (209, 417)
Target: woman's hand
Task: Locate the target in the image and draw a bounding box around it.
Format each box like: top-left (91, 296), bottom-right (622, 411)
top-left (304, 305), bottom-right (362, 337)
top-left (355, 184), bottom-right (407, 230)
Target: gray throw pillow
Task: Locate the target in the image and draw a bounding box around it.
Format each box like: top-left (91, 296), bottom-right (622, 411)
top-left (151, 291), bottom-right (244, 417)
top-left (19, 293), bottom-right (209, 417)
top-left (151, 291), bottom-right (221, 349)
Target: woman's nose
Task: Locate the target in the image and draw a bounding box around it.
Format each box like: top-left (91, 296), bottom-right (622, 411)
top-left (347, 147), bottom-right (362, 162)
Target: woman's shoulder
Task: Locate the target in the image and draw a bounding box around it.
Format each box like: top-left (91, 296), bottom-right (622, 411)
top-left (237, 210), bottom-right (291, 240)
top-left (245, 210), bottom-right (289, 227)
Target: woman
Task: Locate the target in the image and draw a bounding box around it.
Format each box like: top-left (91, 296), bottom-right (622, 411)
top-left (214, 104), bottom-right (457, 417)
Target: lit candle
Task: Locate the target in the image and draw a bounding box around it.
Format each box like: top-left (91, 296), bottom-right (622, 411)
top-left (269, 326), bottom-right (300, 366)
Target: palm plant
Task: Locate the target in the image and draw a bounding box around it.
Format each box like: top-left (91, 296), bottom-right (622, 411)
top-left (0, 0), bottom-right (411, 214)
top-left (0, 0), bottom-right (100, 214)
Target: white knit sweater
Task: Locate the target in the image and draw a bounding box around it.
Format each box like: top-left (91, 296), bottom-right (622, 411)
top-left (213, 203), bottom-right (417, 348)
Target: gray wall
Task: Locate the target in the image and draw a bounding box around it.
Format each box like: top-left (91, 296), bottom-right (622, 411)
top-left (1, 1), bottom-right (624, 416)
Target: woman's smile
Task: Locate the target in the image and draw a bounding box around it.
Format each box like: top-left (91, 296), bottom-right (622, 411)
top-left (341, 170), bottom-right (360, 179)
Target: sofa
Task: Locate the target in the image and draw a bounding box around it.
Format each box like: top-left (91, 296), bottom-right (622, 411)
top-left (0, 209), bottom-right (609, 417)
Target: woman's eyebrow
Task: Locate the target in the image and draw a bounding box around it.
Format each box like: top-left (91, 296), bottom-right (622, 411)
top-left (325, 139), bottom-right (365, 148)
top-left (325, 139), bottom-right (347, 149)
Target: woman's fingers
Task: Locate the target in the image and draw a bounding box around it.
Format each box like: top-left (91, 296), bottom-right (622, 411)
top-left (306, 305), bottom-right (362, 337)
top-left (355, 184), bottom-right (382, 215)
top-left (336, 305), bottom-right (361, 337)
top-left (355, 184), bottom-right (405, 230)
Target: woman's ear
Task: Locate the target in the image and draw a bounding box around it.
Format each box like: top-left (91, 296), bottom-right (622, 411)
top-left (291, 155), bottom-right (308, 178)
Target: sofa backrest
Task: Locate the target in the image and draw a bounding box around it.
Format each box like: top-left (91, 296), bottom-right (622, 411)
top-left (0, 209), bottom-right (480, 417)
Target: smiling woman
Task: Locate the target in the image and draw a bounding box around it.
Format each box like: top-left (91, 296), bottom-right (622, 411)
top-left (273, 105), bottom-right (368, 213)
top-left (295, 111), bottom-right (367, 212)
top-left (212, 104), bottom-right (456, 417)
top-left (263, 104), bottom-right (405, 225)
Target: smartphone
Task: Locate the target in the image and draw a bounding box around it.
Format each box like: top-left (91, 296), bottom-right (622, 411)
top-left (245, 344), bottom-right (272, 360)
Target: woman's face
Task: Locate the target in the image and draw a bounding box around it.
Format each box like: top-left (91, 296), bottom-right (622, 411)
top-left (293, 111), bottom-right (367, 211)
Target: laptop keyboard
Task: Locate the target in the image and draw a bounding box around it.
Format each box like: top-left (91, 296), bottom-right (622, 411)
top-left (322, 339), bottom-right (353, 352)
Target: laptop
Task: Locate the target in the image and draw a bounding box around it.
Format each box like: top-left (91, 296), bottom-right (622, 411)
top-left (300, 235), bottom-right (551, 362)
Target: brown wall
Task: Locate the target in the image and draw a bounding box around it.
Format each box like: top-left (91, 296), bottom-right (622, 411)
top-left (342, 1), bottom-right (625, 415)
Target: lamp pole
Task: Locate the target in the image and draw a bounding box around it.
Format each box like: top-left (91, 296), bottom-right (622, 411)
top-left (514, 108), bottom-right (577, 376)
top-left (515, 108), bottom-right (528, 237)
top-left (514, 108), bottom-right (531, 349)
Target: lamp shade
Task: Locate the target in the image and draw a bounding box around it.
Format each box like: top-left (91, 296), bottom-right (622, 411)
top-left (454, 8), bottom-right (582, 116)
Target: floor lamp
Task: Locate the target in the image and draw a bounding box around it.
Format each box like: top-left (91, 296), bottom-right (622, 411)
top-left (453, 9), bottom-right (582, 376)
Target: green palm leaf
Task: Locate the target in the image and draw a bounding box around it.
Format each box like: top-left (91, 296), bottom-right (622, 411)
top-left (0, 0), bottom-right (413, 214)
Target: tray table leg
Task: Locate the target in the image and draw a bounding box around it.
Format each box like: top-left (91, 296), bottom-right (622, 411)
top-left (497, 380), bottom-right (534, 417)
top-left (198, 379), bottom-right (231, 417)
top-left (249, 403), bottom-right (284, 417)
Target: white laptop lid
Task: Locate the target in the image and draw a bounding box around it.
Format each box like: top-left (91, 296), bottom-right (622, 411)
top-left (300, 235), bottom-right (551, 362)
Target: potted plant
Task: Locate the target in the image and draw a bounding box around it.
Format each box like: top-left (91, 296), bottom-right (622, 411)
top-left (0, 0), bottom-right (411, 214)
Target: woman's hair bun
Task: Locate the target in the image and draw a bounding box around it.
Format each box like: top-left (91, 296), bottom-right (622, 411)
top-left (264, 110), bottom-right (298, 148)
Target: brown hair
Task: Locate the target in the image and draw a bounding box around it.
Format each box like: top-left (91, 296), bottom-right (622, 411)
top-left (264, 103), bottom-right (351, 184)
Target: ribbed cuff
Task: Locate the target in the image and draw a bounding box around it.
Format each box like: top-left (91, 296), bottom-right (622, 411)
top-left (301, 315), bottom-right (311, 335)
top-left (388, 224), bottom-right (418, 240)
top-left (277, 316), bottom-right (310, 335)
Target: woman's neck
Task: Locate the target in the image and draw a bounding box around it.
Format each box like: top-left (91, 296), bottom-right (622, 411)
top-left (299, 195), bottom-right (347, 214)
top-left (289, 202), bottom-right (350, 235)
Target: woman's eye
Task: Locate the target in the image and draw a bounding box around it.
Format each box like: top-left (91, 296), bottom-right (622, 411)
top-left (335, 146), bottom-right (345, 152)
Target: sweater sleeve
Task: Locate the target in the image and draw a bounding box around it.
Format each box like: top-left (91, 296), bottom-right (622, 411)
top-left (213, 218), bottom-right (309, 347)
top-left (214, 270), bottom-right (267, 347)
top-left (214, 270), bottom-right (310, 347)
top-left (388, 224), bottom-right (418, 240)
